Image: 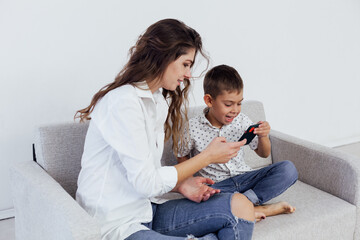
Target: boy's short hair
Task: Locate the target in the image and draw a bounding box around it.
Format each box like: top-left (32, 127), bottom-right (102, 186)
top-left (203, 64), bottom-right (243, 99)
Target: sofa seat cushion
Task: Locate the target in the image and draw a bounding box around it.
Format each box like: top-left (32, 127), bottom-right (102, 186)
top-left (253, 181), bottom-right (356, 240)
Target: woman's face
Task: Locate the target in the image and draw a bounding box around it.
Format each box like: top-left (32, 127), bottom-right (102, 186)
top-left (159, 48), bottom-right (195, 91)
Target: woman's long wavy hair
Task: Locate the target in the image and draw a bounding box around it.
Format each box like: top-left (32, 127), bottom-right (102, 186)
top-left (75, 19), bottom-right (209, 155)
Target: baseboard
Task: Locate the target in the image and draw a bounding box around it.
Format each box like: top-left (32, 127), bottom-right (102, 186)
top-left (326, 136), bottom-right (360, 148)
top-left (0, 208), bottom-right (15, 220)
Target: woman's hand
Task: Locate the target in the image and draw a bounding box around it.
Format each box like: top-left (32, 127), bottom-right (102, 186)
top-left (174, 137), bottom-right (246, 183)
top-left (202, 137), bottom-right (247, 165)
top-left (177, 177), bottom-right (220, 203)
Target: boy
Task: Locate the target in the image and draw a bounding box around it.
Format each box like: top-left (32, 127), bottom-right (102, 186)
top-left (177, 65), bottom-right (298, 220)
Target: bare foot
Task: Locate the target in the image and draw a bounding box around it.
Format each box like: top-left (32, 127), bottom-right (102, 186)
top-left (255, 211), bottom-right (266, 222)
top-left (254, 201), bottom-right (295, 217)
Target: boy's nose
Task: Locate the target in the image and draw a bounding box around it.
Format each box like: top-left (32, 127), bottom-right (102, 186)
top-left (232, 105), bottom-right (241, 113)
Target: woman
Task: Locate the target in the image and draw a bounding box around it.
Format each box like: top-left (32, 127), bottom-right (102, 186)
top-left (75, 19), bottom-right (255, 240)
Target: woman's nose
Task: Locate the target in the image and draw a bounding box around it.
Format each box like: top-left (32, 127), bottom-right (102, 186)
top-left (185, 69), bottom-right (191, 79)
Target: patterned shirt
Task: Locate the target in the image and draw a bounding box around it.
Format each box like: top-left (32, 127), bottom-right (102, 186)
top-left (178, 107), bottom-right (258, 183)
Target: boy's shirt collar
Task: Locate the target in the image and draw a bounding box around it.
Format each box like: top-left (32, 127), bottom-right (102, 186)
top-left (199, 107), bottom-right (214, 127)
top-left (200, 107), bottom-right (235, 130)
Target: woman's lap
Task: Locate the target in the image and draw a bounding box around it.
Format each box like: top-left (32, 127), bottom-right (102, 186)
top-left (152, 192), bottom-right (254, 239)
top-left (126, 193), bottom-right (254, 239)
top-left (153, 193), bottom-right (234, 236)
top-left (126, 193), bottom-right (235, 239)
top-left (126, 230), bottom-right (217, 240)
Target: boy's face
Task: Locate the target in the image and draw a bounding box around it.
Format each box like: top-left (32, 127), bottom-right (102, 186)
top-left (205, 90), bottom-right (244, 128)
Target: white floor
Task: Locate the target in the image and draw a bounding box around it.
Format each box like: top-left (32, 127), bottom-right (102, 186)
top-left (334, 142), bottom-right (360, 157)
top-left (0, 217), bottom-right (14, 240)
top-left (1, 142), bottom-right (360, 240)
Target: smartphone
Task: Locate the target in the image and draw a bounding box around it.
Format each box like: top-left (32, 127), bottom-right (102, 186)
top-left (238, 123), bottom-right (260, 145)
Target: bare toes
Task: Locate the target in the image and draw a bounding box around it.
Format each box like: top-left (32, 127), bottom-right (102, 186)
top-left (282, 202), bottom-right (296, 214)
top-left (255, 211), bottom-right (266, 222)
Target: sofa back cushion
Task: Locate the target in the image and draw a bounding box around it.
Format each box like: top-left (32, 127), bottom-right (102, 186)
top-left (34, 122), bottom-right (89, 198)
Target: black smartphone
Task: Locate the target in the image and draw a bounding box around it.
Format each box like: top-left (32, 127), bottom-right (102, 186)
top-left (238, 123), bottom-right (260, 145)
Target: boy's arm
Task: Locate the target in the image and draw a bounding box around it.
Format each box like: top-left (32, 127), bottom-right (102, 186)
top-left (255, 135), bottom-right (271, 158)
top-left (254, 121), bottom-right (271, 158)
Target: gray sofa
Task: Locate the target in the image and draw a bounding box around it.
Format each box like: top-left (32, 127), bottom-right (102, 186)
top-left (10, 100), bottom-right (360, 240)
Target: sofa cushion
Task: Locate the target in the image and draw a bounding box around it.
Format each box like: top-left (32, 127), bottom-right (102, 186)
top-left (253, 181), bottom-right (356, 240)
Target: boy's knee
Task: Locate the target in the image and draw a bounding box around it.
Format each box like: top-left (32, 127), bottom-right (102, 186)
top-left (231, 193), bottom-right (255, 222)
top-left (281, 160), bottom-right (298, 182)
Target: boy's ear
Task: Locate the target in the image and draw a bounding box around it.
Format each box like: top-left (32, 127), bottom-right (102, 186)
top-left (204, 94), bottom-right (213, 107)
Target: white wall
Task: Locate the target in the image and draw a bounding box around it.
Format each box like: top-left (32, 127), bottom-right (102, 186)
top-left (1, 0), bottom-right (359, 216)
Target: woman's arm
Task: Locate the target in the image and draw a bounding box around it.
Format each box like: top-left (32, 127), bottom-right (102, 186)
top-left (173, 138), bottom-right (246, 202)
top-left (173, 136), bottom-right (246, 202)
top-left (174, 137), bottom-right (247, 183)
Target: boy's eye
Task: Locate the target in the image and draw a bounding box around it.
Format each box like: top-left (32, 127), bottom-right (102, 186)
top-left (225, 104), bottom-right (232, 107)
top-left (184, 64), bottom-right (189, 67)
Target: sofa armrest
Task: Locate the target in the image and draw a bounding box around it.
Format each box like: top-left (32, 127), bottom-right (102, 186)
top-left (270, 130), bottom-right (360, 206)
top-left (10, 161), bottom-right (101, 240)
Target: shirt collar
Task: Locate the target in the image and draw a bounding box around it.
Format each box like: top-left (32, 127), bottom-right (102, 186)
top-left (134, 81), bottom-right (163, 103)
top-left (199, 107), bottom-right (235, 130)
top-left (199, 107), bottom-right (217, 128)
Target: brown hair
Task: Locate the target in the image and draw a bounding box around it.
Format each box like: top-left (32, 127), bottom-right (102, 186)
top-left (203, 64), bottom-right (243, 99)
top-left (75, 19), bottom-right (208, 155)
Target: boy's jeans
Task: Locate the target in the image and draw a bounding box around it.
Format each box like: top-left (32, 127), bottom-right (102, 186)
top-left (125, 193), bottom-right (254, 240)
top-left (212, 160), bottom-right (298, 205)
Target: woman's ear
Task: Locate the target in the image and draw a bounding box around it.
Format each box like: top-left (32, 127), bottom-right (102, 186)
top-left (203, 94), bottom-right (213, 107)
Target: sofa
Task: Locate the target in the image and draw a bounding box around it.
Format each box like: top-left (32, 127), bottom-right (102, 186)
top-left (10, 100), bottom-right (360, 240)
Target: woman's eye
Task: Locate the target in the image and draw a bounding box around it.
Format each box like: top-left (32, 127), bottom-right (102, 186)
top-left (184, 64), bottom-right (189, 67)
top-left (225, 104), bottom-right (231, 107)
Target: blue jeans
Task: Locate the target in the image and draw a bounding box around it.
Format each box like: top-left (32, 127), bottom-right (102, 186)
top-left (125, 193), bottom-right (255, 240)
top-left (212, 161), bottom-right (298, 205)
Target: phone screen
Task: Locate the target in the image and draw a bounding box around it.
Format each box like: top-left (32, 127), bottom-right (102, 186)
top-left (238, 123), bottom-right (260, 145)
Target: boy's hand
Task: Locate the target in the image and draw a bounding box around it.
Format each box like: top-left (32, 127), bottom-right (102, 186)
top-left (177, 177), bottom-right (220, 203)
top-left (254, 121), bottom-right (271, 138)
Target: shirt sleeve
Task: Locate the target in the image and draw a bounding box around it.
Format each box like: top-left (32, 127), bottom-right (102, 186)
top-left (93, 91), bottom-right (177, 198)
top-left (177, 121), bottom-right (195, 158)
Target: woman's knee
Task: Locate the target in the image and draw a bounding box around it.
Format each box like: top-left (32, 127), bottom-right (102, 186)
top-left (231, 193), bottom-right (255, 222)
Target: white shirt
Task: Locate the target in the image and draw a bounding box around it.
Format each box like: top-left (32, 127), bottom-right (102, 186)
top-left (76, 83), bottom-right (178, 240)
top-left (178, 107), bottom-right (258, 183)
